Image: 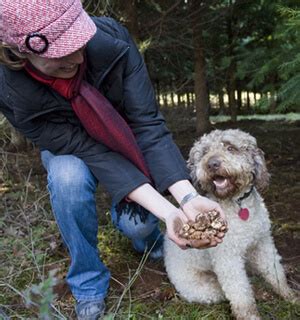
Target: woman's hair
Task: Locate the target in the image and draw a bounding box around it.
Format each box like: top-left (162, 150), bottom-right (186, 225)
top-left (0, 42), bottom-right (27, 70)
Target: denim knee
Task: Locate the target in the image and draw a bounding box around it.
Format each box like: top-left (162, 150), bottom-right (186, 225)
top-left (41, 152), bottom-right (99, 243)
top-left (43, 153), bottom-right (98, 205)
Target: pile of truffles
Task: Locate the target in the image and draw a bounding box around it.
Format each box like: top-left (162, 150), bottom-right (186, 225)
top-left (179, 209), bottom-right (227, 240)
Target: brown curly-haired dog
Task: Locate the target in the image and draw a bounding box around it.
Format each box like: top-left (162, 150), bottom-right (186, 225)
top-left (164, 129), bottom-right (298, 320)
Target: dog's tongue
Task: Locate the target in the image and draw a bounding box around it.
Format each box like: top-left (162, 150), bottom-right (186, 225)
top-left (213, 177), bottom-right (228, 189)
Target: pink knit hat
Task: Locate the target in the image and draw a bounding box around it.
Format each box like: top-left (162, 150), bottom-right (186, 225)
top-left (0, 0), bottom-right (97, 58)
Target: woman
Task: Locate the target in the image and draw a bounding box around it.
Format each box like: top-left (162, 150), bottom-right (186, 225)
top-left (0, 0), bottom-right (226, 319)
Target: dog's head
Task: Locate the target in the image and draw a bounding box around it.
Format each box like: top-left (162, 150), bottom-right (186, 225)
top-left (187, 129), bottom-right (270, 199)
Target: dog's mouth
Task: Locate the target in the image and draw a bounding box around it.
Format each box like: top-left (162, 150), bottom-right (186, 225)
top-left (212, 175), bottom-right (229, 190)
top-left (209, 174), bottom-right (237, 199)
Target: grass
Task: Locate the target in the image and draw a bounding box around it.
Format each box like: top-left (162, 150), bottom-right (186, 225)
top-left (1, 115), bottom-right (300, 319)
top-left (210, 112), bottom-right (300, 123)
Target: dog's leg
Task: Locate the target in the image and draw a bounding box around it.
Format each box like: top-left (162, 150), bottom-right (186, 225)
top-left (175, 269), bottom-right (225, 304)
top-left (164, 241), bottom-right (225, 304)
top-left (212, 254), bottom-right (261, 320)
top-left (247, 236), bottom-right (298, 302)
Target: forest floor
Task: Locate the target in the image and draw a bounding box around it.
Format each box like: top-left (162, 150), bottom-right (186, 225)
top-left (0, 111), bottom-right (299, 319)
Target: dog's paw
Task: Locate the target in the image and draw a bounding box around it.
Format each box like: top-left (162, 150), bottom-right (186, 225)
top-left (235, 313), bottom-right (261, 320)
top-left (233, 305), bottom-right (261, 320)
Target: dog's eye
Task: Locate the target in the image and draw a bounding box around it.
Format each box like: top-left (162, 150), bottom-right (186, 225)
top-left (227, 145), bottom-right (237, 152)
top-left (202, 147), bottom-right (209, 155)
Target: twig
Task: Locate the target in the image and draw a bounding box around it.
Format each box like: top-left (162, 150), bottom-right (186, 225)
top-left (282, 255), bottom-right (300, 262)
top-left (22, 168), bottom-right (32, 210)
top-left (147, 0), bottom-right (182, 28)
top-left (110, 276), bottom-right (126, 288)
top-left (0, 258), bottom-right (68, 281)
top-left (0, 150), bottom-right (28, 156)
top-left (0, 282), bottom-right (31, 303)
top-left (144, 266), bottom-right (167, 276)
top-left (109, 239), bottom-right (160, 318)
top-left (111, 251), bottom-right (150, 317)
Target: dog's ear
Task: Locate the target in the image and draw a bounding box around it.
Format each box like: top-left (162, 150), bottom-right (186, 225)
top-left (253, 148), bottom-right (270, 193)
top-left (187, 144), bottom-right (199, 185)
top-left (187, 141), bottom-right (205, 189)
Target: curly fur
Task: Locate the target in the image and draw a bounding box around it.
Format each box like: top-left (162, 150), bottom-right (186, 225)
top-left (164, 129), bottom-right (297, 320)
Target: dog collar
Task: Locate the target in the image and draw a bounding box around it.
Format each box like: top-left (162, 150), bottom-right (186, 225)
top-left (236, 186), bottom-right (254, 221)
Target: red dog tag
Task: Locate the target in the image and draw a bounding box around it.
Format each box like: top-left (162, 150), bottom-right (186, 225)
top-left (239, 208), bottom-right (249, 221)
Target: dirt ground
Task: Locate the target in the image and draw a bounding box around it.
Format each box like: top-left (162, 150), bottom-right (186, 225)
top-left (1, 116), bottom-right (299, 318)
top-left (95, 117), bottom-right (300, 311)
top-left (125, 117), bottom-right (300, 303)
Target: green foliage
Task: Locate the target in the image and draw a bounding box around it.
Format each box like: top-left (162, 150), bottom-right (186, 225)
top-left (82, 0), bottom-right (300, 114)
top-left (276, 7), bottom-right (300, 112)
top-left (278, 74), bottom-right (300, 111)
top-left (23, 270), bottom-right (58, 320)
top-left (1, 116), bottom-right (300, 318)
top-left (210, 112), bottom-right (300, 123)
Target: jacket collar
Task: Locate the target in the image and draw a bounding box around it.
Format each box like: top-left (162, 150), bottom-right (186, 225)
top-left (86, 17), bottom-right (130, 87)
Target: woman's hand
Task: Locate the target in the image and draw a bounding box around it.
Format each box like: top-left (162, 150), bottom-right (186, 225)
top-left (181, 194), bottom-right (227, 244)
top-left (127, 182), bottom-right (226, 250)
top-left (182, 194), bottom-right (225, 220)
top-left (165, 209), bottom-right (213, 250)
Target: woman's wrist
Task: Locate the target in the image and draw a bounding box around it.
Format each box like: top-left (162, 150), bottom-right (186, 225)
top-left (168, 180), bottom-right (200, 207)
top-left (127, 183), bottom-right (179, 222)
top-left (179, 191), bottom-right (200, 209)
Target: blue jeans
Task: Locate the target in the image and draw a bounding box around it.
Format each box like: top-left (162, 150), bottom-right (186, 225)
top-left (41, 150), bottom-right (162, 301)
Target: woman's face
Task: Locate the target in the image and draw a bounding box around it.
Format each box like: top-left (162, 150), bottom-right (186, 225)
top-left (26, 46), bottom-right (85, 79)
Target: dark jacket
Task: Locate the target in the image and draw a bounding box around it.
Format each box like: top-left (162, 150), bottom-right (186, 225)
top-left (0, 17), bottom-right (190, 203)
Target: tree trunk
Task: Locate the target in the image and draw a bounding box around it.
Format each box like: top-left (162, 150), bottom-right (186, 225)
top-left (171, 91), bottom-right (175, 107)
top-left (270, 93), bottom-right (276, 113)
top-left (192, 3), bottom-right (211, 136)
top-left (226, 0), bottom-right (237, 122)
top-left (186, 92), bottom-right (191, 108)
top-left (227, 70), bottom-right (237, 122)
top-left (246, 91), bottom-right (251, 114)
top-left (237, 84), bottom-right (242, 112)
top-left (177, 93), bottom-right (181, 106)
top-left (155, 79), bottom-right (160, 105)
top-left (163, 94), bottom-right (168, 107)
top-left (218, 90), bottom-right (226, 115)
top-left (269, 74), bottom-right (277, 113)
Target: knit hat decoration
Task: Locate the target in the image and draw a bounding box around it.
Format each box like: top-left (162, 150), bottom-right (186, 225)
top-left (0, 0), bottom-right (96, 58)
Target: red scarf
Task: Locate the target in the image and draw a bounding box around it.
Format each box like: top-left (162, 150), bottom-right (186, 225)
top-left (25, 61), bottom-right (151, 180)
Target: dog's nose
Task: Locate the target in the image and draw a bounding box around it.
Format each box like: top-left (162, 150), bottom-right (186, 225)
top-left (207, 157), bottom-right (221, 171)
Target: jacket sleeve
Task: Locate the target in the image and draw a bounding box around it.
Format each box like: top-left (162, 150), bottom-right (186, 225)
top-left (0, 101), bottom-right (149, 204)
top-left (117, 23), bottom-right (190, 193)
